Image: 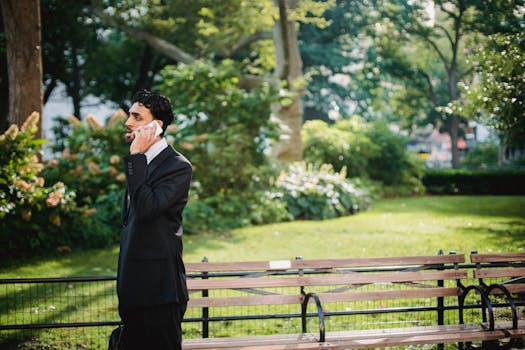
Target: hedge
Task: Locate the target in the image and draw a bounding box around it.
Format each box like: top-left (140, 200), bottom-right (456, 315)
top-left (423, 168), bottom-right (525, 195)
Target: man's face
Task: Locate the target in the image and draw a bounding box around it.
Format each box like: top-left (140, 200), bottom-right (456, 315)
top-left (125, 102), bottom-right (155, 143)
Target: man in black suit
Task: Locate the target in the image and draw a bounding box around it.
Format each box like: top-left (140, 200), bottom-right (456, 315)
top-left (117, 90), bottom-right (192, 350)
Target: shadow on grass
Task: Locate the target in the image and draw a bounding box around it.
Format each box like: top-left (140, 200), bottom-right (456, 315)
top-left (375, 195), bottom-right (525, 219)
top-left (460, 219), bottom-right (525, 248)
top-left (0, 278), bottom-right (118, 349)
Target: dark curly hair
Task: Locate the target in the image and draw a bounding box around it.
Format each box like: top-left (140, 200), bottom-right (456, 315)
top-left (132, 89), bottom-right (174, 134)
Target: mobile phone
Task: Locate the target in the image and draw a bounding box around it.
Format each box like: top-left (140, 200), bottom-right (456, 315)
top-left (147, 121), bottom-right (163, 137)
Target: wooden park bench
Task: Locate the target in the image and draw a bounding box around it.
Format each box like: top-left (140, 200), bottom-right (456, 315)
top-left (467, 252), bottom-right (525, 349)
top-left (181, 253), bottom-right (525, 349)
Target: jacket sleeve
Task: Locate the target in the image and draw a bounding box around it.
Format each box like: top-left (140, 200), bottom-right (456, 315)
top-left (124, 153), bottom-right (192, 221)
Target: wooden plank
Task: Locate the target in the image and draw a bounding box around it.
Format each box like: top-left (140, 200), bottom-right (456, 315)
top-left (187, 270), bottom-right (467, 291)
top-left (185, 255), bottom-right (465, 273)
top-left (479, 283), bottom-right (525, 294)
top-left (182, 324), bottom-right (525, 350)
top-left (292, 255), bottom-right (465, 269)
top-left (186, 261), bottom-right (283, 273)
top-left (313, 287), bottom-right (462, 303)
top-left (471, 253), bottom-right (525, 263)
top-left (474, 267), bottom-right (525, 278)
top-left (187, 287), bottom-right (462, 308)
top-left (183, 333), bottom-right (320, 349)
top-left (188, 294), bottom-right (302, 307)
top-left (502, 283), bottom-right (525, 293)
top-left (328, 329), bottom-right (525, 349)
top-left (184, 342), bottom-right (338, 350)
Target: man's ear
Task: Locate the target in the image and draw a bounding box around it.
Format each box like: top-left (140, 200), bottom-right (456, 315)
top-left (155, 120), bottom-right (163, 128)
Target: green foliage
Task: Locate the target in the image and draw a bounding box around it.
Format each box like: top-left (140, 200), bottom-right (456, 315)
top-left (273, 162), bottom-right (374, 220)
top-left (183, 190), bottom-right (292, 233)
top-left (43, 111), bottom-right (130, 242)
top-left (158, 59), bottom-right (279, 198)
top-left (461, 142), bottom-right (499, 168)
top-left (302, 119), bottom-right (376, 178)
top-left (302, 118), bottom-right (424, 195)
top-left (423, 169), bottom-right (525, 195)
top-left (452, 32), bottom-right (525, 145)
top-left (0, 114), bottom-right (99, 258)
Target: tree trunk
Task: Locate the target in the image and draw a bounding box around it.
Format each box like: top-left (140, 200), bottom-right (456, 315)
top-left (0, 0), bottom-right (43, 136)
top-left (271, 0), bottom-right (304, 162)
top-left (70, 45), bottom-right (81, 119)
top-left (447, 69), bottom-right (461, 168)
top-left (132, 45), bottom-right (155, 93)
top-left (0, 10), bottom-right (9, 132)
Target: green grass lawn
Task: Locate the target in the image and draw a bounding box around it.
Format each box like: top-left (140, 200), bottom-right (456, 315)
top-left (1, 195), bottom-right (524, 278)
top-left (1, 195), bottom-right (524, 349)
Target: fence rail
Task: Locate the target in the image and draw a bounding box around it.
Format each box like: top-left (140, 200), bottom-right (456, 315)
top-left (1, 262), bottom-right (523, 349)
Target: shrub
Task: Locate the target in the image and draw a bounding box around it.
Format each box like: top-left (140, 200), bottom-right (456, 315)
top-left (302, 119), bottom-right (376, 178)
top-left (273, 162), bottom-right (374, 220)
top-left (461, 142), bottom-right (499, 168)
top-left (0, 113), bottom-right (96, 259)
top-left (303, 117), bottom-right (424, 196)
top-left (183, 189), bottom-right (292, 233)
top-left (43, 111), bottom-right (130, 244)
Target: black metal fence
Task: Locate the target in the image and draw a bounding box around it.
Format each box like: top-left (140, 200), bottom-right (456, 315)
top-left (1, 264), bottom-right (523, 350)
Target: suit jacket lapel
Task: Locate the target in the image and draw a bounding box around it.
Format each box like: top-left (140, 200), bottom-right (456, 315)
top-left (147, 145), bottom-right (175, 177)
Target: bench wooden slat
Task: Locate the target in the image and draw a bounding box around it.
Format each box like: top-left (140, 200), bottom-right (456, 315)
top-left (186, 255), bottom-right (465, 273)
top-left (327, 329), bottom-right (525, 349)
top-left (473, 267), bottom-right (525, 278)
top-left (481, 283), bottom-right (525, 295)
top-left (325, 322), bottom-right (517, 341)
top-left (182, 323), bottom-right (525, 349)
top-left (292, 255), bottom-right (465, 269)
top-left (187, 270), bottom-right (467, 291)
top-left (183, 333), bottom-right (320, 350)
top-left (501, 283), bottom-right (525, 293)
top-left (471, 253), bottom-right (525, 263)
top-left (188, 294), bottom-right (302, 307)
top-left (314, 287), bottom-right (462, 303)
top-left (187, 287), bottom-right (462, 308)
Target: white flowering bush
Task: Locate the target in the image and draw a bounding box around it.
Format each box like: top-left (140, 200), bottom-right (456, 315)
top-left (274, 162), bottom-right (374, 220)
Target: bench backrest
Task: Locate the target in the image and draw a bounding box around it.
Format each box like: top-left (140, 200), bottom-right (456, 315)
top-left (470, 252), bottom-right (525, 294)
top-left (185, 254), bottom-right (467, 308)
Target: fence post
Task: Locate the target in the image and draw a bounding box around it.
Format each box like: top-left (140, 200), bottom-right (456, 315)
top-left (201, 256), bottom-right (209, 338)
top-left (437, 250), bottom-right (445, 350)
top-left (295, 256), bottom-right (309, 333)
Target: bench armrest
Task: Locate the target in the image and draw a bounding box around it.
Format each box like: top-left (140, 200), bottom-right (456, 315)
top-left (484, 284), bottom-right (518, 330)
top-left (301, 292), bottom-right (326, 342)
top-left (459, 285), bottom-right (495, 331)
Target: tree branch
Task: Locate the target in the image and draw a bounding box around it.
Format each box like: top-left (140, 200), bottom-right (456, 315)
top-left (92, 7), bottom-right (196, 64)
top-left (438, 2), bottom-right (458, 20)
top-left (434, 24), bottom-right (455, 48)
top-left (417, 69), bottom-right (438, 107)
top-left (93, 6), bottom-right (272, 89)
top-left (220, 31), bottom-right (273, 57)
top-left (117, 24), bottom-right (196, 64)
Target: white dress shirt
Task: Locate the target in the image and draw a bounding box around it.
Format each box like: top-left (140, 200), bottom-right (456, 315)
top-left (145, 137), bottom-right (168, 164)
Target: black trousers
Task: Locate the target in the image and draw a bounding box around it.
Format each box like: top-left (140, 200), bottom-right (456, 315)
top-left (119, 302), bottom-right (187, 350)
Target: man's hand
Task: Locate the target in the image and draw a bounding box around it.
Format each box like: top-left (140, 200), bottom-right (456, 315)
top-left (130, 124), bottom-right (160, 154)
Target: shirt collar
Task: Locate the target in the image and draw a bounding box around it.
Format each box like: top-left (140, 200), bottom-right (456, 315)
top-left (145, 138), bottom-right (168, 164)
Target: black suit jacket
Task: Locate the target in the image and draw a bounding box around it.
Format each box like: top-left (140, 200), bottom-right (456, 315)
top-left (117, 145), bottom-right (192, 310)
